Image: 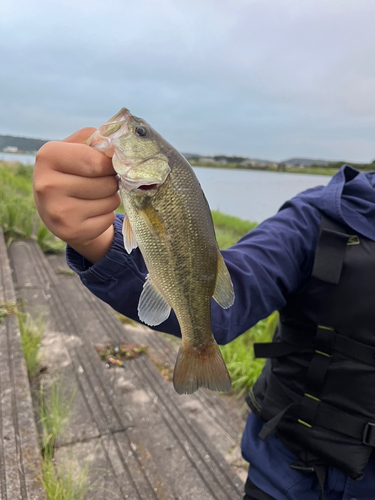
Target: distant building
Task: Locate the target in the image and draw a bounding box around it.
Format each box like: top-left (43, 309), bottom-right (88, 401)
top-left (240, 160), bottom-right (258, 167)
top-left (3, 146), bottom-right (18, 153)
top-left (199, 157), bottom-right (215, 163)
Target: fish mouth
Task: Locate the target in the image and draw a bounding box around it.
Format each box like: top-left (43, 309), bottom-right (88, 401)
top-left (88, 107), bottom-right (170, 195)
top-left (87, 108), bottom-right (131, 157)
top-left (137, 184), bottom-right (158, 191)
top-left (119, 174), bottom-right (160, 194)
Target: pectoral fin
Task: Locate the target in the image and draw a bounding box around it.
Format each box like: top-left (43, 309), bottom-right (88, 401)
top-left (213, 252), bottom-right (235, 309)
top-left (122, 215), bottom-right (138, 254)
top-left (138, 274), bottom-right (171, 326)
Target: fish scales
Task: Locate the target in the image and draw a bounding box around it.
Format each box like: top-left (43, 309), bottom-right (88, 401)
top-left (123, 155), bottom-right (217, 342)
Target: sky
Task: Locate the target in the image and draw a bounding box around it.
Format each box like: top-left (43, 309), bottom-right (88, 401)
top-left (1, 0), bottom-right (375, 162)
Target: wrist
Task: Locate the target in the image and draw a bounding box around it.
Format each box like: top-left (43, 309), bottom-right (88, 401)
top-left (68, 226), bottom-right (115, 264)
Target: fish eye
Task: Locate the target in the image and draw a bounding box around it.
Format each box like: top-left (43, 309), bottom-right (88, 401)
top-left (135, 126), bottom-right (146, 137)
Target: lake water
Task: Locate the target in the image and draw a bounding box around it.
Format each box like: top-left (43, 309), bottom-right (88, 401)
top-left (192, 166), bottom-right (331, 223)
top-left (0, 152), bottom-right (36, 164)
top-left (0, 153), bottom-right (331, 224)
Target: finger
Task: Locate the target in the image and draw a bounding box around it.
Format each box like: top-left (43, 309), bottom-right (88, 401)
top-left (81, 212), bottom-right (117, 241)
top-left (55, 171), bottom-right (119, 200)
top-left (36, 141), bottom-right (116, 177)
top-left (62, 127), bottom-right (97, 144)
top-left (75, 193), bottom-right (121, 220)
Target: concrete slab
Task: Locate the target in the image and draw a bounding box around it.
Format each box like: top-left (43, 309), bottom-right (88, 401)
top-left (8, 241), bottom-right (246, 499)
top-left (0, 229), bottom-right (47, 500)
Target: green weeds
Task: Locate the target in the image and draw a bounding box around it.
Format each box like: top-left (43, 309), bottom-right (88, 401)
top-left (0, 161), bottom-right (64, 252)
top-left (212, 211), bottom-right (277, 395)
top-left (1, 305), bottom-right (43, 382)
top-left (41, 460), bottom-right (90, 500)
top-left (56, 266), bottom-right (75, 276)
top-left (39, 381), bottom-right (76, 461)
top-left (16, 307), bottom-right (89, 499)
top-left (37, 225), bottom-right (65, 253)
top-left (0, 161), bottom-right (37, 238)
top-left (0, 301), bottom-right (18, 323)
top-left (38, 381), bottom-right (90, 500)
top-left (220, 312), bottom-right (278, 395)
top-left (212, 210), bottom-right (257, 249)
top-left (17, 311), bottom-right (44, 381)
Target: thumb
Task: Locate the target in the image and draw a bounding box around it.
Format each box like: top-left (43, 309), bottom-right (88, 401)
top-left (62, 127), bottom-right (97, 144)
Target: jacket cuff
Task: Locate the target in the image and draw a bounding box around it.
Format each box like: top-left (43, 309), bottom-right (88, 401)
top-left (66, 213), bottom-right (139, 282)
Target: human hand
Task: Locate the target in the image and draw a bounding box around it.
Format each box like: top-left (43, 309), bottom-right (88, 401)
top-left (33, 127), bottom-right (121, 263)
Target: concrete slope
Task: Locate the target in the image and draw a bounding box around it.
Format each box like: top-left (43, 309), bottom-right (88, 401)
top-left (8, 239), bottom-right (246, 500)
top-left (0, 229), bottom-right (47, 500)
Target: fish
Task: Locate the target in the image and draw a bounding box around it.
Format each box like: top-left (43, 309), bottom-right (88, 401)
top-left (87, 108), bottom-right (235, 394)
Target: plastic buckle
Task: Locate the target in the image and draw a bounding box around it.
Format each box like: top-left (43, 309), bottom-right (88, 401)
top-left (363, 422), bottom-right (375, 446)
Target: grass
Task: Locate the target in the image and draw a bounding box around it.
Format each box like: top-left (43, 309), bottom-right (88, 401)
top-left (38, 380), bottom-right (76, 461)
top-left (212, 210), bottom-right (257, 249)
top-left (18, 311), bottom-right (44, 381)
top-left (37, 225), bottom-right (65, 253)
top-left (1, 304), bottom-right (43, 382)
top-left (0, 161), bottom-right (64, 251)
top-left (41, 460), bottom-right (90, 500)
top-left (280, 166), bottom-right (339, 176)
top-left (209, 212), bottom-right (279, 394)
top-left (38, 381), bottom-right (91, 500)
top-left (209, 211), bottom-right (277, 395)
top-left (57, 266), bottom-right (76, 276)
top-left (0, 300), bottom-right (18, 323)
top-left (220, 312), bottom-right (278, 395)
top-left (15, 308), bottom-right (89, 500)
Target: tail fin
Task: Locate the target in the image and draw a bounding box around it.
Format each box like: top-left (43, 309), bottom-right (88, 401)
top-left (173, 342), bottom-right (231, 395)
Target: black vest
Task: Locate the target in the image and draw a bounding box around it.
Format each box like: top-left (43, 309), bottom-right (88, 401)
top-left (247, 215), bottom-right (375, 479)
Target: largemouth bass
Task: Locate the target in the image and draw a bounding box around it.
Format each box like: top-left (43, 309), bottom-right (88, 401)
top-left (88, 108), bottom-right (235, 394)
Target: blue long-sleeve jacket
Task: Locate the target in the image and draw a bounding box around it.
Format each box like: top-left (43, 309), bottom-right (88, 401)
top-left (67, 165), bottom-right (375, 499)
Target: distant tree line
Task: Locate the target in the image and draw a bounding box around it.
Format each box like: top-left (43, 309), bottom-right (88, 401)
top-left (0, 135), bottom-right (48, 153)
top-left (308, 160), bottom-right (375, 171)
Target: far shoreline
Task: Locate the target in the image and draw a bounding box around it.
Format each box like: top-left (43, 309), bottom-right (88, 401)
top-left (191, 162), bottom-right (338, 176)
top-left (3, 153), bottom-right (374, 177)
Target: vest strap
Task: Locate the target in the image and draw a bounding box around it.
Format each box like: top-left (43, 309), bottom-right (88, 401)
top-left (313, 465), bottom-right (327, 500)
top-left (254, 324), bottom-right (375, 366)
top-left (289, 461), bottom-right (327, 500)
top-left (259, 403), bottom-right (295, 441)
top-left (304, 327), bottom-right (334, 398)
top-left (312, 228), bottom-right (352, 284)
top-left (263, 373), bottom-right (375, 445)
top-left (253, 341), bottom-right (296, 358)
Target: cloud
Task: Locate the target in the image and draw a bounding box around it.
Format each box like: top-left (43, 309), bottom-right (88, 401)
top-left (1, 0), bottom-right (375, 161)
